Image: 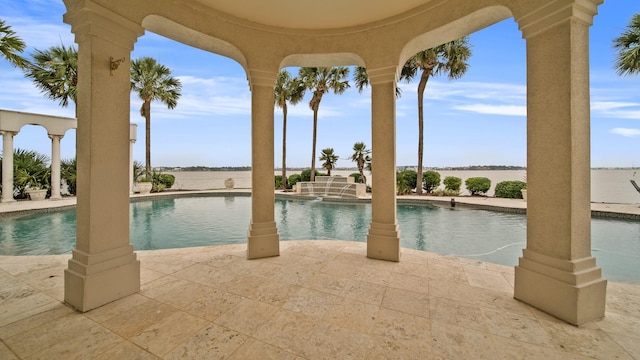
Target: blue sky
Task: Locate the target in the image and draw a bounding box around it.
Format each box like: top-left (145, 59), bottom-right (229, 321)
top-left (1, 0), bottom-right (639, 168)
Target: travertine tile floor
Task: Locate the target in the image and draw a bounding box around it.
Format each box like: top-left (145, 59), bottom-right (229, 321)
top-left (0, 240), bottom-right (638, 359)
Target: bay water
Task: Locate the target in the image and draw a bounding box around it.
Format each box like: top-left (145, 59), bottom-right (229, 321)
top-left (166, 169), bottom-right (640, 204)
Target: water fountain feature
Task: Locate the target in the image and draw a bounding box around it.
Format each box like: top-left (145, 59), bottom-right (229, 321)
top-left (296, 176), bottom-right (366, 198)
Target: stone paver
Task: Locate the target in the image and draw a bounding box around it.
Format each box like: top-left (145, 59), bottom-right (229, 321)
top-left (0, 240), bottom-right (637, 359)
top-left (1, 192), bottom-right (639, 358)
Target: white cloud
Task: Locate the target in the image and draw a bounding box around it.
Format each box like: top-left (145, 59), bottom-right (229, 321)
top-left (592, 101), bottom-right (640, 119)
top-left (453, 104), bottom-right (526, 116)
top-left (610, 128), bottom-right (640, 137)
top-left (3, 16), bottom-right (74, 51)
top-left (396, 80), bottom-right (526, 118)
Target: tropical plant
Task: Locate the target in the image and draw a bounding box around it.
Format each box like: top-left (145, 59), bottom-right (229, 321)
top-left (423, 170), bottom-right (441, 193)
top-left (130, 57), bottom-right (182, 176)
top-left (397, 168), bottom-right (417, 195)
top-left (613, 13), bottom-right (640, 76)
top-left (23, 43), bottom-right (78, 110)
top-left (274, 175), bottom-right (284, 189)
top-left (319, 148), bottom-right (339, 176)
top-left (353, 66), bottom-right (402, 98)
top-left (465, 177), bottom-right (491, 196)
top-left (61, 157), bottom-right (77, 195)
top-left (153, 171), bottom-right (175, 190)
top-left (275, 70), bottom-right (305, 189)
top-left (0, 19), bottom-right (29, 69)
top-left (132, 160), bottom-right (150, 182)
top-left (10, 149), bottom-right (51, 199)
top-left (350, 142), bottom-right (371, 184)
top-left (298, 67), bottom-right (350, 181)
top-left (399, 37), bottom-right (471, 195)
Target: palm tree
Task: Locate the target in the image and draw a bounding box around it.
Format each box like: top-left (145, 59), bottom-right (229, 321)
top-left (24, 44), bottom-right (78, 109)
top-left (319, 148), bottom-right (339, 176)
top-left (353, 66), bottom-right (402, 98)
top-left (400, 37), bottom-right (471, 194)
top-left (130, 57), bottom-right (182, 176)
top-left (298, 67), bottom-right (350, 181)
top-left (350, 141), bottom-right (371, 184)
top-left (0, 19), bottom-right (29, 69)
top-left (275, 69), bottom-right (305, 188)
top-left (613, 13), bottom-right (640, 76)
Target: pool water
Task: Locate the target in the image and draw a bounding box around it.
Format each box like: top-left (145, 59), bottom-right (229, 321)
top-left (0, 195), bottom-right (638, 284)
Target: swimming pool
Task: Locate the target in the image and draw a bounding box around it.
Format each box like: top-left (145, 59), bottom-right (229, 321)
top-left (0, 195), bottom-right (638, 284)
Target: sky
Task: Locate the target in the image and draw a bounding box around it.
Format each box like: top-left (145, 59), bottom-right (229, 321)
top-left (1, 0), bottom-right (639, 169)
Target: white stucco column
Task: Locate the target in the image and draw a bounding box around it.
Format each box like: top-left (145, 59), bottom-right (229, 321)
top-left (1, 131), bottom-right (17, 203)
top-left (63, 1), bottom-right (144, 312)
top-left (129, 124), bottom-right (137, 194)
top-left (514, 0), bottom-right (606, 325)
top-left (247, 69), bottom-right (280, 259)
top-left (367, 66), bottom-right (401, 261)
top-left (49, 134), bottom-right (63, 200)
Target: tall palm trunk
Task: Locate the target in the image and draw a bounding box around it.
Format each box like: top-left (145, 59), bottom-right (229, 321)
top-left (143, 100), bottom-right (152, 176)
top-left (416, 70), bottom-right (430, 195)
top-left (311, 106), bottom-right (318, 182)
top-left (358, 159), bottom-right (366, 184)
top-left (281, 103), bottom-right (288, 188)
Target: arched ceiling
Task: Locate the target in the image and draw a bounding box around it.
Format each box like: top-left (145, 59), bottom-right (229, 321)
top-left (195, 0), bottom-right (433, 30)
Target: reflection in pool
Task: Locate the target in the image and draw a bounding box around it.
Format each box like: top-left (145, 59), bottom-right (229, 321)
top-left (0, 195), bottom-right (638, 284)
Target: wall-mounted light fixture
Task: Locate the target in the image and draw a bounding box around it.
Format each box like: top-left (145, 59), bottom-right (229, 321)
top-left (110, 57), bottom-right (125, 76)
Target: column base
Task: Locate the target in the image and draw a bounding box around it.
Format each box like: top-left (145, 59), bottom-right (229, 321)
top-left (514, 249), bottom-right (607, 326)
top-left (367, 221), bottom-right (401, 261)
top-left (247, 221), bottom-right (280, 259)
top-left (64, 245), bottom-right (140, 312)
top-left (1, 198), bottom-right (16, 203)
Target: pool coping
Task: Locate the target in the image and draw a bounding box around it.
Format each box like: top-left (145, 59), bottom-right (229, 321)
top-left (0, 189), bottom-right (639, 221)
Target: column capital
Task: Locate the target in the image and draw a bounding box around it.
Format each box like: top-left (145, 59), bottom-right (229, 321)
top-left (367, 65), bottom-right (398, 85)
top-left (247, 69), bottom-right (278, 89)
top-left (517, 0), bottom-right (603, 39)
top-left (48, 134), bottom-right (64, 141)
top-left (63, 0), bottom-right (144, 51)
top-left (0, 130), bottom-right (19, 137)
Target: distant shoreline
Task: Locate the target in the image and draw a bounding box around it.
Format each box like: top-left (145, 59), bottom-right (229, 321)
top-left (157, 165), bottom-right (639, 172)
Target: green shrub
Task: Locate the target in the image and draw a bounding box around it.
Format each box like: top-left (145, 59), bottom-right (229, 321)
top-left (423, 170), bottom-right (441, 193)
top-left (288, 173), bottom-right (302, 187)
top-left (494, 180), bottom-right (527, 199)
top-left (150, 172), bottom-right (175, 192)
top-left (397, 169), bottom-right (417, 195)
top-left (349, 172), bottom-right (361, 183)
top-left (275, 175), bottom-right (283, 188)
top-left (465, 177), bottom-right (491, 196)
top-left (443, 176), bottom-right (462, 191)
top-left (300, 169), bottom-right (312, 182)
top-left (157, 173), bottom-right (175, 188)
top-left (299, 169), bottom-right (326, 182)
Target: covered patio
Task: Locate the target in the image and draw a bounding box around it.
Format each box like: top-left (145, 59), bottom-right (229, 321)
top-left (60, 0), bottom-right (606, 327)
top-left (1, 240), bottom-right (639, 359)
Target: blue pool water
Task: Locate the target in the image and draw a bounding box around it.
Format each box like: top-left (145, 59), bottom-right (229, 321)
top-left (0, 195), bottom-right (638, 284)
